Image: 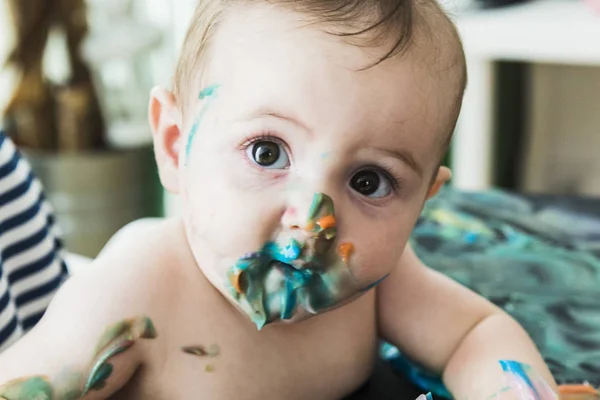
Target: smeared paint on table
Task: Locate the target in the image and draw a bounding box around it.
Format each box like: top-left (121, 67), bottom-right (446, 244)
top-left (381, 188), bottom-right (600, 395)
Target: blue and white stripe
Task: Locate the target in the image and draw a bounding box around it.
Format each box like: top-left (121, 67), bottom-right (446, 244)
top-left (0, 132), bottom-right (68, 352)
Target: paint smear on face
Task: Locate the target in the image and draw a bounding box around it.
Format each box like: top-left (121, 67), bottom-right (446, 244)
top-left (227, 192), bottom-right (366, 329)
top-left (360, 273), bottom-right (390, 292)
top-left (185, 84), bottom-right (222, 165)
top-left (487, 360), bottom-right (558, 400)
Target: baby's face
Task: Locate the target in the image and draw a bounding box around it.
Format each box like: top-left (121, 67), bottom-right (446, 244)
top-left (168, 5), bottom-right (453, 328)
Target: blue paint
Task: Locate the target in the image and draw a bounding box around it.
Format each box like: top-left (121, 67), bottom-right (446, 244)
top-left (185, 84), bottom-right (221, 165)
top-left (463, 232), bottom-right (478, 244)
top-left (264, 238), bottom-right (303, 264)
top-left (199, 85), bottom-right (220, 100)
top-left (281, 269), bottom-right (297, 319)
top-left (500, 360), bottom-right (540, 400)
top-left (228, 246), bottom-right (315, 329)
top-left (426, 393), bottom-right (433, 400)
top-left (361, 273), bottom-right (390, 292)
top-left (227, 193), bottom-right (356, 329)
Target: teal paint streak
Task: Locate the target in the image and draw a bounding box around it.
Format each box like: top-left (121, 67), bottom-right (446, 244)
top-left (383, 186), bottom-right (600, 393)
top-left (185, 84), bottom-right (221, 165)
top-left (199, 85), bottom-right (220, 100)
top-left (500, 360), bottom-right (540, 400)
top-left (227, 193), bottom-right (357, 330)
top-left (360, 273), bottom-right (389, 293)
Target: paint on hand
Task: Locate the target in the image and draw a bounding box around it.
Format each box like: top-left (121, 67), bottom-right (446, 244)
top-left (0, 316), bottom-right (157, 400)
top-left (226, 193), bottom-right (360, 330)
top-left (185, 84), bottom-right (222, 165)
top-left (83, 316), bottom-right (157, 395)
top-left (0, 376), bottom-right (53, 400)
top-left (489, 360), bottom-right (558, 400)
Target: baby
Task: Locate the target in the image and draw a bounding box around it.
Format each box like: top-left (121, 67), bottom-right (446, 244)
top-left (0, 0), bottom-right (557, 399)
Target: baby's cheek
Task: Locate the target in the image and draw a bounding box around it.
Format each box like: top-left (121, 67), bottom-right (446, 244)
top-left (347, 246), bottom-right (400, 287)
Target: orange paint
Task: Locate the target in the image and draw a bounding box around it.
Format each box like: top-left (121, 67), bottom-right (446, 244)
top-left (559, 385), bottom-right (599, 396)
top-left (317, 215), bottom-right (336, 230)
top-left (339, 243), bottom-right (354, 264)
top-left (230, 271), bottom-right (244, 294)
top-left (305, 222), bottom-right (315, 231)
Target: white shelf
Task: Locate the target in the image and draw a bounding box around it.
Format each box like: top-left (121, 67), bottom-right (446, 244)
top-left (451, 0), bottom-right (600, 190)
top-left (458, 0), bottom-right (600, 65)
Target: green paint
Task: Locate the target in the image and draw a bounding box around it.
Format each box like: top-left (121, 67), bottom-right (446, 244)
top-left (82, 316), bottom-right (156, 396)
top-left (0, 316), bottom-right (157, 400)
top-left (86, 363), bottom-right (112, 392)
top-left (387, 187), bottom-right (600, 391)
top-left (227, 193), bottom-right (359, 329)
top-left (307, 193), bottom-right (334, 222)
top-left (182, 346), bottom-right (208, 356)
top-left (182, 344), bottom-right (220, 357)
top-left (131, 317), bottom-right (157, 340)
top-left (82, 340), bottom-right (133, 395)
top-left (94, 321), bottom-right (130, 354)
top-left (185, 84), bottom-right (221, 165)
top-left (199, 85), bottom-right (220, 100)
top-left (0, 376), bottom-right (53, 400)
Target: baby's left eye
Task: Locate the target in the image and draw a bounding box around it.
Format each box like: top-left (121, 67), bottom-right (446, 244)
top-left (349, 169), bottom-right (393, 198)
top-left (246, 140), bottom-right (290, 169)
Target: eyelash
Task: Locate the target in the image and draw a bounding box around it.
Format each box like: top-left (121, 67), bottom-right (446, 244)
top-left (363, 165), bottom-right (403, 194)
top-left (239, 132), bottom-right (403, 194)
top-left (240, 132), bottom-right (289, 154)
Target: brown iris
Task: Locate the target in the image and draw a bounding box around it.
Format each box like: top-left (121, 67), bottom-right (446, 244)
top-left (252, 141), bottom-right (280, 167)
top-left (350, 170), bottom-right (381, 196)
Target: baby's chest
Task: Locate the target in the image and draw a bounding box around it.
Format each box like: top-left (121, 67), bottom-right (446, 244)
top-left (137, 294), bottom-right (378, 400)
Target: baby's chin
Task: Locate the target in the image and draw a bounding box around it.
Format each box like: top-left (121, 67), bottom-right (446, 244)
top-left (225, 291), bottom-right (355, 329)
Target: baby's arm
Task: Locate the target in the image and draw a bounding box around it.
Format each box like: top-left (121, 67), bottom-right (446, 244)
top-left (0, 265), bottom-right (156, 399)
top-left (377, 245), bottom-right (556, 399)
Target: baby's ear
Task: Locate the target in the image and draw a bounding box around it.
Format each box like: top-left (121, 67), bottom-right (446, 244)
top-left (149, 86), bottom-right (182, 193)
top-left (426, 166), bottom-right (452, 200)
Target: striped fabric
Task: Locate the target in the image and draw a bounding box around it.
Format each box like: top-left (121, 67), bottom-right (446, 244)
top-left (0, 131), bottom-right (68, 352)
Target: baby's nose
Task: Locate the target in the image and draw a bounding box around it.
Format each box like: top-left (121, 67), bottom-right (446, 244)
top-left (281, 192), bottom-right (336, 237)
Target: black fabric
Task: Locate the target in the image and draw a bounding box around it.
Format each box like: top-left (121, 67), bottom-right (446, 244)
top-left (343, 358), bottom-right (424, 400)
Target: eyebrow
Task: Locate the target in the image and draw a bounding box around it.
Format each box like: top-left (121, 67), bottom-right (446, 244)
top-left (241, 108), bottom-right (311, 133)
top-left (377, 147), bottom-right (424, 178)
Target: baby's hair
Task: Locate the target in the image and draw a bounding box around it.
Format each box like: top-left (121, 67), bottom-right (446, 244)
top-left (174, 0), bottom-right (467, 157)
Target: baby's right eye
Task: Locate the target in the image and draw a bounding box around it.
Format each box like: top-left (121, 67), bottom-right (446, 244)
top-left (247, 140), bottom-right (290, 169)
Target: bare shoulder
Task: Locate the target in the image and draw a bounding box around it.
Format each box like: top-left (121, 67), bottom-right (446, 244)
top-left (58, 218), bottom-right (187, 318)
top-left (0, 218), bottom-right (187, 399)
top-left (93, 217), bottom-right (189, 293)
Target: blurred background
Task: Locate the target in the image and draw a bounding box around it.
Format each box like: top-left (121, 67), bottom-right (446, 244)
top-left (0, 0), bottom-right (598, 257)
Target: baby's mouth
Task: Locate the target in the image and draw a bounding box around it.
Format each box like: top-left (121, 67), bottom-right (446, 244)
top-left (226, 193), bottom-right (357, 329)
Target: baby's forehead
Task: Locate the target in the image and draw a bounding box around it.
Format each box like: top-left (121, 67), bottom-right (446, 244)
top-left (184, 3), bottom-right (463, 87)
top-left (182, 3), bottom-right (464, 165)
